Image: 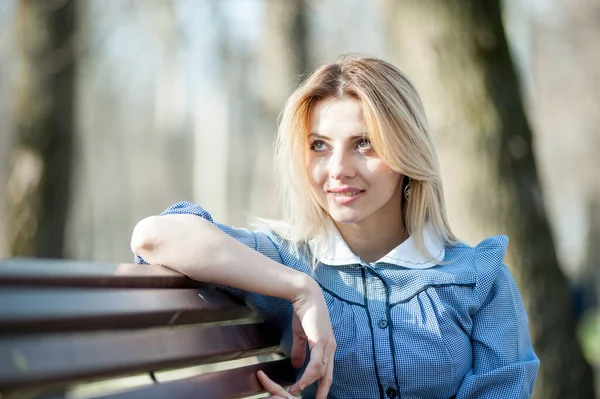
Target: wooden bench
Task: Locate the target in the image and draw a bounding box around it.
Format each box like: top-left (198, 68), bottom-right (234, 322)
top-left (0, 258), bottom-right (295, 399)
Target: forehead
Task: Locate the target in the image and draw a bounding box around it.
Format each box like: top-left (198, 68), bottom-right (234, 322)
top-left (309, 98), bottom-right (365, 137)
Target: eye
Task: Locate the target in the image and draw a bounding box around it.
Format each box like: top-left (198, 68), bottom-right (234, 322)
top-left (310, 140), bottom-right (328, 152)
top-left (356, 138), bottom-right (372, 151)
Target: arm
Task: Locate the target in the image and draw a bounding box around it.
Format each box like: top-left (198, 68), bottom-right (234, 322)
top-left (132, 213), bottom-right (308, 301)
top-left (131, 212), bottom-right (335, 398)
top-left (456, 265), bottom-right (539, 398)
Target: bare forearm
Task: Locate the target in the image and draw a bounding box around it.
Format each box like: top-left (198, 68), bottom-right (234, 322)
top-left (131, 214), bottom-right (314, 301)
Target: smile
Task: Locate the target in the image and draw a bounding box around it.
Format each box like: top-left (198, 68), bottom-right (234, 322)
top-left (327, 189), bottom-right (365, 205)
top-left (331, 191), bottom-right (362, 197)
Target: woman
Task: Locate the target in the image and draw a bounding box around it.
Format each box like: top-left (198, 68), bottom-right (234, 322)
top-left (131, 56), bottom-right (539, 399)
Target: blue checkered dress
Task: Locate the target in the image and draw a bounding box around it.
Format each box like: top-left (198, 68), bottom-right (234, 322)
top-left (135, 202), bottom-right (539, 399)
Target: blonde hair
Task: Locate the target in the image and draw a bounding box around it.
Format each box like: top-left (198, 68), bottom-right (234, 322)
top-left (265, 55), bottom-right (458, 260)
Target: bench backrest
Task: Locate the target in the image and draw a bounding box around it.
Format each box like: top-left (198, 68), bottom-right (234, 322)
top-left (0, 258), bottom-right (294, 398)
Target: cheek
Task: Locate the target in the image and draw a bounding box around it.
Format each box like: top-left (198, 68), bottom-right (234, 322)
top-left (308, 158), bottom-right (328, 187)
top-left (364, 159), bottom-right (400, 192)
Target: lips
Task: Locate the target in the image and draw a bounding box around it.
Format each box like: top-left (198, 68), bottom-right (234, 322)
top-left (330, 190), bottom-right (363, 197)
top-left (327, 187), bottom-right (365, 194)
top-left (327, 187), bottom-right (365, 205)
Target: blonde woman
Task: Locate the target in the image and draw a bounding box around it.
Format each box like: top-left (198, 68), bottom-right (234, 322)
top-left (131, 56), bottom-right (539, 399)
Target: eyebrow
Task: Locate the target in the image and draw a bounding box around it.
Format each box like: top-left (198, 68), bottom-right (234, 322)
top-left (308, 133), bottom-right (369, 140)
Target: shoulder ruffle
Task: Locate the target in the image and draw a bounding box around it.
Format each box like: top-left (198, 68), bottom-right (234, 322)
top-left (473, 235), bottom-right (509, 303)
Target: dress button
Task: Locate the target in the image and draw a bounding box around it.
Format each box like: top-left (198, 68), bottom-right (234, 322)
top-left (378, 318), bottom-right (388, 329)
top-left (386, 387), bottom-right (397, 398)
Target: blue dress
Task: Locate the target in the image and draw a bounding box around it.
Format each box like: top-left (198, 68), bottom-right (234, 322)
top-left (136, 201), bottom-right (539, 399)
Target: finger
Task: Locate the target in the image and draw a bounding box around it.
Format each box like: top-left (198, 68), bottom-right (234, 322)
top-left (315, 353), bottom-right (334, 399)
top-left (288, 344), bottom-right (326, 395)
top-left (257, 370), bottom-right (293, 398)
top-left (290, 333), bottom-right (307, 368)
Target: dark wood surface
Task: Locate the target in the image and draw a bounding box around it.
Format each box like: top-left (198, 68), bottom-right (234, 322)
top-left (0, 258), bottom-right (202, 288)
top-left (0, 287), bottom-right (255, 335)
top-left (0, 258), bottom-right (294, 398)
top-left (96, 359), bottom-right (296, 399)
top-left (0, 323), bottom-right (281, 390)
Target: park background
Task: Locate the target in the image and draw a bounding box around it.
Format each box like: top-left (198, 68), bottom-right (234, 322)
top-left (0, 0), bottom-right (599, 398)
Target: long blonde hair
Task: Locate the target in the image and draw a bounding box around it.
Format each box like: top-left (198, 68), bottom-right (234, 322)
top-left (265, 55), bottom-right (458, 260)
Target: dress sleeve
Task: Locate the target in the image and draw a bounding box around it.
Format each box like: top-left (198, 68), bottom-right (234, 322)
top-left (456, 236), bottom-right (540, 398)
top-left (134, 201), bottom-right (293, 322)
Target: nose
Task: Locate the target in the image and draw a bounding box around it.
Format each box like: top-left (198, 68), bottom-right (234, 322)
top-left (329, 148), bottom-right (356, 180)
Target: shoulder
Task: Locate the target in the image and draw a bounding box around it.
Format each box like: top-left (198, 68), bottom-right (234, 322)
top-left (253, 227), bottom-right (290, 254)
top-left (253, 227), bottom-right (314, 274)
top-left (444, 235), bottom-right (514, 302)
top-left (254, 227), bottom-right (308, 259)
top-left (444, 235), bottom-right (509, 273)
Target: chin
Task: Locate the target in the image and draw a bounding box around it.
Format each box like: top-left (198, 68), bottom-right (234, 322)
top-left (328, 210), bottom-right (365, 225)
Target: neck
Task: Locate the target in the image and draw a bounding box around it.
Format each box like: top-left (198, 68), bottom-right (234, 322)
top-left (334, 215), bottom-right (407, 264)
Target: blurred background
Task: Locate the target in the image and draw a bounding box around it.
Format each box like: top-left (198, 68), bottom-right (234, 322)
top-left (0, 0), bottom-right (598, 398)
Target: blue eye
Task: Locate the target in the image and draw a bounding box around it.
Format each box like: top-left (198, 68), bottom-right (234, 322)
top-left (357, 138), bottom-right (372, 150)
top-left (310, 140), bottom-right (328, 152)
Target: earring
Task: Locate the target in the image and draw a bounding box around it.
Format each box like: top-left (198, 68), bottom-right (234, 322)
top-left (404, 178), bottom-right (412, 200)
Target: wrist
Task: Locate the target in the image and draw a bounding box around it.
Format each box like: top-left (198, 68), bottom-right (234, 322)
top-left (289, 273), bottom-right (319, 305)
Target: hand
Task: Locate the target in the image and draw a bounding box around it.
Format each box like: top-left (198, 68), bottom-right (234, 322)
top-left (256, 314), bottom-right (313, 398)
top-left (285, 280), bottom-right (336, 399)
top-left (257, 370), bottom-right (300, 398)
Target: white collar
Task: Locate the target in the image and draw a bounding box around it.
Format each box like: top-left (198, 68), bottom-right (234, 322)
top-left (308, 221), bottom-right (445, 269)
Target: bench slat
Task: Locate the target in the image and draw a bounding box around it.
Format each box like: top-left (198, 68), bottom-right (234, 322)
top-left (0, 323), bottom-right (282, 391)
top-left (95, 359), bottom-right (296, 399)
top-left (0, 287), bottom-right (255, 335)
top-left (0, 258), bottom-right (296, 398)
top-left (0, 258), bottom-right (201, 288)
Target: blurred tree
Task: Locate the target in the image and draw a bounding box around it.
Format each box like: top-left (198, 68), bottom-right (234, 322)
top-left (527, 0), bottom-right (600, 322)
top-left (6, 0), bottom-right (76, 257)
top-left (260, 0), bottom-right (310, 85)
top-left (246, 0), bottom-right (311, 220)
top-left (380, 0), bottom-right (594, 397)
top-left (0, 2), bottom-right (17, 257)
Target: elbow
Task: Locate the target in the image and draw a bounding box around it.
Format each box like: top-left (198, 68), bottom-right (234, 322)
top-left (130, 213), bottom-right (216, 273)
top-left (130, 216), bottom-right (162, 260)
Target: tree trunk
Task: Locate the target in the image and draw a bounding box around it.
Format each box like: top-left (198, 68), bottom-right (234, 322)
top-left (247, 0), bottom-right (310, 221)
top-left (7, 0), bottom-right (76, 258)
top-left (380, 1), bottom-right (595, 397)
top-left (528, 0), bottom-right (600, 321)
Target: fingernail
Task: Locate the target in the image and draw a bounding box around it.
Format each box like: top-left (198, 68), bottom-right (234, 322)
top-left (290, 385), bottom-right (304, 395)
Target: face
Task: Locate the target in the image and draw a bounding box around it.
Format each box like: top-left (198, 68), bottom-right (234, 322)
top-left (307, 97), bottom-right (403, 229)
